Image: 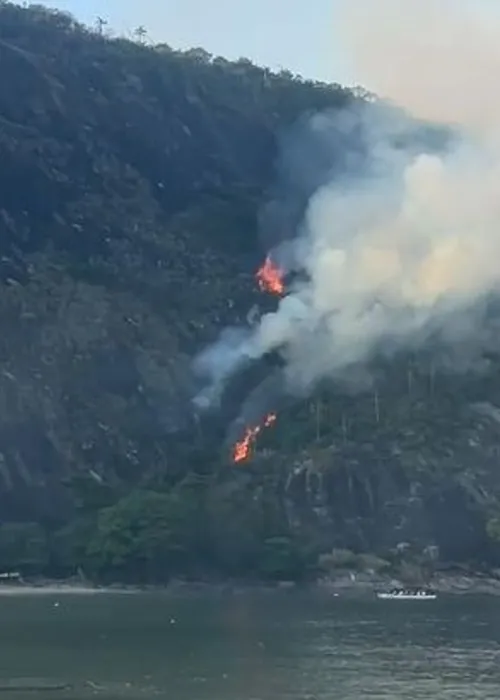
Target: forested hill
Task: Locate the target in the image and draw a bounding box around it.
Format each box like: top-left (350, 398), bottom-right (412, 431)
top-left (0, 5), bottom-right (351, 487)
top-left (0, 2), bottom-right (499, 585)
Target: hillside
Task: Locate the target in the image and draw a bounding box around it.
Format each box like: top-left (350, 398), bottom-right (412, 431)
top-left (0, 2), bottom-right (499, 585)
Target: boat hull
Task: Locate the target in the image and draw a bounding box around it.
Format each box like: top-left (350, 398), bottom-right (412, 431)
top-left (377, 593), bottom-right (436, 600)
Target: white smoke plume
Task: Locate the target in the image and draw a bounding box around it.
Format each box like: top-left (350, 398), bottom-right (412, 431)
top-left (195, 0), bottom-right (500, 403)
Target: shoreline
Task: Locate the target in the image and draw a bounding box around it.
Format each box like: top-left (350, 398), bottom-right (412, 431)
top-left (1, 571), bottom-right (500, 596)
top-left (316, 571), bottom-right (500, 597)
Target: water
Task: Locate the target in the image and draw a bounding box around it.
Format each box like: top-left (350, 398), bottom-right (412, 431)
top-left (0, 589), bottom-right (499, 698)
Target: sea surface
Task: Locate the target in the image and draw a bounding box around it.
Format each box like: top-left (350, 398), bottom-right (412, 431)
top-left (0, 588), bottom-right (499, 698)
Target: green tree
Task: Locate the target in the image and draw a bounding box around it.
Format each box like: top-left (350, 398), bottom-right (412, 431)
top-left (0, 523), bottom-right (48, 575)
top-left (50, 517), bottom-right (96, 576)
top-left (86, 490), bottom-right (190, 582)
top-left (206, 478), bottom-right (263, 575)
top-left (257, 537), bottom-right (312, 581)
top-left (487, 516), bottom-right (500, 542)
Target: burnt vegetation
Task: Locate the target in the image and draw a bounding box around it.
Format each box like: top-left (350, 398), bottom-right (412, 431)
top-left (0, 1), bottom-right (499, 585)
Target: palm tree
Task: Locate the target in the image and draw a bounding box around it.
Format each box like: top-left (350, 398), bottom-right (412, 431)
top-left (134, 25), bottom-right (147, 44)
top-left (95, 16), bottom-right (107, 36)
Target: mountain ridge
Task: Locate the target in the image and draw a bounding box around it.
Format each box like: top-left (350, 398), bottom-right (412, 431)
top-left (0, 2), bottom-right (499, 584)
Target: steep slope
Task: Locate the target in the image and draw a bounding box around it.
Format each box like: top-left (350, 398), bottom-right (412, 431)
top-left (0, 3), bottom-right (351, 513)
top-left (0, 2), bottom-right (500, 583)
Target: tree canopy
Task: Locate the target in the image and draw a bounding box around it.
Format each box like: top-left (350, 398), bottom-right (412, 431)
top-left (0, 2), bottom-right (498, 584)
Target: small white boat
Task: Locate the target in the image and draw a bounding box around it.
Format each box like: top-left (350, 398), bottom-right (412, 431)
top-left (377, 588), bottom-right (437, 600)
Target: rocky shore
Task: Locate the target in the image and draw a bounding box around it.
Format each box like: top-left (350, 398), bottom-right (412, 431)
top-left (317, 570), bottom-right (500, 596)
top-left (1, 569), bottom-right (500, 597)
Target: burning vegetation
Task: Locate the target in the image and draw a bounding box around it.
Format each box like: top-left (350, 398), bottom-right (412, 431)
top-left (256, 256), bottom-right (284, 296)
top-left (230, 256), bottom-right (284, 463)
top-left (231, 256), bottom-right (283, 463)
top-left (232, 413), bottom-right (277, 463)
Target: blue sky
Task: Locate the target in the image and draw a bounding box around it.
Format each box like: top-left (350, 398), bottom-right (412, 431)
top-left (39, 0), bottom-right (500, 88)
top-left (39, 0), bottom-right (355, 85)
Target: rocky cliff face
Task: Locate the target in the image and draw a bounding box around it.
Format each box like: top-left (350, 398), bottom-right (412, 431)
top-left (277, 395), bottom-right (500, 564)
top-left (0, 3), bottom-right (499, 580)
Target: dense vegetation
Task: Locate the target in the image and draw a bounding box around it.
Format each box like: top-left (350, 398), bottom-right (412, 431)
top-left (1, 2), bottom-right (500, 586)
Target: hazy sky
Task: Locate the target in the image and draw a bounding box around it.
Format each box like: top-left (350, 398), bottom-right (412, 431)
top-left (40, 0), bottom-right (500, 87)
top-left (39, 0), bottom-right (354, 85)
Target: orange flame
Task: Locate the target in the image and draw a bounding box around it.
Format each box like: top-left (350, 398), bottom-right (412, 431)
top-left (256, 257), bottom-right (284, 296)
top-left (232, 413), bottom-right (277, 463)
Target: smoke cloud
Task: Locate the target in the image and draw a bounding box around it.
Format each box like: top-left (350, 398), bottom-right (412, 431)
top-left (195, 0), bottom-right (500, 406)
top-left (341, 0), bottom-right (500, 135)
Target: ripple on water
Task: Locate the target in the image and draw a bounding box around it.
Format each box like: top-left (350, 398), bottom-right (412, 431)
top-left (1, 592), bottom-right (500, 699)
